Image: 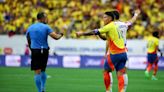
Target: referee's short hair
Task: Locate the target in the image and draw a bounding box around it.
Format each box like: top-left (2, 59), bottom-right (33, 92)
top-left (105, 11), bottom-right (114, 21)
top-left (37, 12), bottom-right (46, 20)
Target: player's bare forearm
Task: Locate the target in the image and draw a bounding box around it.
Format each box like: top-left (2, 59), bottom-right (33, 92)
top-left (76, 29), bottom-right (100, 37)
top-left (77, 31), bottom-right (95, 37)
top-left (128, 9), bottom-right (141, 24)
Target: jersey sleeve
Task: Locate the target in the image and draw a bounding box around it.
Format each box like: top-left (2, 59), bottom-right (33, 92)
top-left (46, 25), bottom-right (53, 34)
top-left (125, 21), bottom-right (132, 27)
top-left (98, 24), bottom-right (111, 34)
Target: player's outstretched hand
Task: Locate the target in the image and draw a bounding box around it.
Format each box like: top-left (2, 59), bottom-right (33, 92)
top-left (76, 31), bottom-right (83, 37)
top-left (135, 9), bottom-right (141, 15)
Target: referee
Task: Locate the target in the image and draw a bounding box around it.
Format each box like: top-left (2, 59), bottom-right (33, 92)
top-left (26, 12), bottom-right (63, 92)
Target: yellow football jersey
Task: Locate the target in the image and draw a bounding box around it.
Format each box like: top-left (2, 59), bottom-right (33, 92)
top-left (98, 22), bottom-right (126, 54)
top-left (147, 36), bottom-right (159, 54)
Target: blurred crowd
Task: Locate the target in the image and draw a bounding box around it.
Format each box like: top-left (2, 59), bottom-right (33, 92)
top-left (0, 0), bottom-right (164, 39)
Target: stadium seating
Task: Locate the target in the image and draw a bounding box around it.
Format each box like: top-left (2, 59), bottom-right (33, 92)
top-left (0, 0), bottom-right (163, 39)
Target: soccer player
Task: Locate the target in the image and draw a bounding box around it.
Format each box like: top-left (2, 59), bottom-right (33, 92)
top-left (98, 9), bottom-right (141, 92)
top-left (26, 12), bottom-right (63, 92)
top-left (76, 11), bottom-right (128, 92)
top-left (145, 31), bottom-right (163, 80)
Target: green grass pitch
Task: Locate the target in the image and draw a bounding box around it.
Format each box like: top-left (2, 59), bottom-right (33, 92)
top-left (0, 67), bottom-right (164, 92)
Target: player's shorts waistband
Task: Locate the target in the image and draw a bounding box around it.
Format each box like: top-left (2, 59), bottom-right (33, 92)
top-left (147, 53), bottom-right (157, 55)
top-left (107, 52), bottom-right (127, 55)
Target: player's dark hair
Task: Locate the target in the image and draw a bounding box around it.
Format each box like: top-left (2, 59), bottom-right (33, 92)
top-left (112, 10), bottom-right (120, 20)
top-left (105, 12), bottom-right (114, 21)
top-left (37, 12), bottom-right (46, 20)
top-left (152, 31), bottom-right (159, 38)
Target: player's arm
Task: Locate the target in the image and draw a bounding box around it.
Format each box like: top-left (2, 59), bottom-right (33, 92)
top-left (49, 31), bottom-right (63, 40)
top-left (126, 9), bottom-right (141, 25)
top-left (105, 41), bottom-right (109, 54)
top-left (76, 29), bottom-right (100, 37)
top-left (103, 41), bottom-right (109, 58)
top-left (98, 34), bottom-right (107, 40)
top-left (76, 24), bottom-right (110, 37)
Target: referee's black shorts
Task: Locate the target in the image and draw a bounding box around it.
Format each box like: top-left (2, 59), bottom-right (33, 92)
top-left (31, 49), bottom-right (49, 71)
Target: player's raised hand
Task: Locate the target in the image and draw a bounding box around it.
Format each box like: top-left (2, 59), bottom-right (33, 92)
top-left (135, 9), bottom-right (141, 15)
